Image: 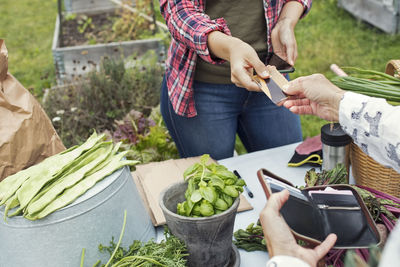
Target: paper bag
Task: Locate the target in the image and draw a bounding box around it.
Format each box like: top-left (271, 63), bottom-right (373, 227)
top-left (0, 40), bottom-right (65, 181)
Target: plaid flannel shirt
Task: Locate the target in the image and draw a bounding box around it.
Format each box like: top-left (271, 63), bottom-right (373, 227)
top-left (160, 0), bottom-right (312, 117)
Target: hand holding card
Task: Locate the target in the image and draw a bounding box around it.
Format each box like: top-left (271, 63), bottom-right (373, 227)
top-left (253, 66), bottom-right (289, 105)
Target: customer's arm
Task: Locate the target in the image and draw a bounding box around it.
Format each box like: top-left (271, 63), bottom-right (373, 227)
top-left (282, 74), bottom-right (400, 173)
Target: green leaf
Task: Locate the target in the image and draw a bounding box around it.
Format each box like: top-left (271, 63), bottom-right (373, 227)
top-left (206, 163), bottom-right (218, 172)
top-left (210, 176), bottom-right (225, 190)
top-left (177, 202), bottom-right (186, 216)
top-left (192, 203), bottom-right (202, 216)
top-left (235, 186), bottom-right (244, 193)
top-left (215, 209), bottom-right (224, 214)
top-left (224, 186), bottom-right (239, 198)
top-left (183, 163), bottom-right (201, 180)
top-left (199, 180), bottom-right (207, 187)
top-left (224, 178), bottom-right (235, 185)
top-left (185, 179), bottom-right (195, 199)
top-left (235, 179), bottom-right (246, 187)
top-left (217, 170), bottom-right (237, 180)
top-left (215, 198), bottom-right (228, 211)
top-left (200, 154), bottom-right (211, 165)
top-left (222, 194), bottom-right (233, 207)
top-left (200, 186), bottom-right (217, 203)
top-left (186, 198), bottom-right (194, 217)
top-left (190, 190), bottom-right (202, 203)
top-left (199, 200), bottom-right (214, 216)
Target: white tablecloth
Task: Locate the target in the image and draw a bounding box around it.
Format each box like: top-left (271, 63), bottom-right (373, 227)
top-left (156, 142), bottom-right (312, 266)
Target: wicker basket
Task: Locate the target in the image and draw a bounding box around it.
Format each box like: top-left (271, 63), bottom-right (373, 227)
top-left (350, 59), bottom-right (400, 197)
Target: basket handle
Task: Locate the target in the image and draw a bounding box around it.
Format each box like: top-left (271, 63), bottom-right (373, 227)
top-left (385, 59), bottom-right (400, 78)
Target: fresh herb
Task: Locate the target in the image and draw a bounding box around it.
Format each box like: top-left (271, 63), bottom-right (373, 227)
top-left (331, 67), bottom-right (400, 105)
top-left (177, 154), bottom-right (245, 217)
top-left (95, 229), bottom-right (187, 267)
top-left (304, 163), bottom-right (348, 187)
top-left (233, 221), bottom-right (267, 252)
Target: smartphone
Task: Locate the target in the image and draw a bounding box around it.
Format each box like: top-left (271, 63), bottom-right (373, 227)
top-left (267, 53), bottom-right (295, 73)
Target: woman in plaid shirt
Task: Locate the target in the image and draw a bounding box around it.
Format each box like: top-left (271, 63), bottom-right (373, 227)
top-left (159, 0), bottom-right (312, 160)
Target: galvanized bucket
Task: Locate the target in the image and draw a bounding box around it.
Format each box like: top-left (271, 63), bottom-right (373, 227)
top-left (0, 166), bottom-right (155, 267)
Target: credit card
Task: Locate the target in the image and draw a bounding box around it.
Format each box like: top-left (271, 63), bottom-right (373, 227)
top-left (253, 67), bottom-right (288, 105)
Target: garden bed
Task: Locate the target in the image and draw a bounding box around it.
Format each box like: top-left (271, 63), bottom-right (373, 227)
top-left (52, 6), bottom-right (167, 84)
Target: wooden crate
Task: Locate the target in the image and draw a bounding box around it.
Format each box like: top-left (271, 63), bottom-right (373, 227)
top-left (338, 0), bottom-right (400, 33)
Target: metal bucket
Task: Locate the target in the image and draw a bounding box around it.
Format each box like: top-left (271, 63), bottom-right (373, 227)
top-left (159, 182), bottom-right (239, 267)
top-left (0, 166), bottom-right (155, 267)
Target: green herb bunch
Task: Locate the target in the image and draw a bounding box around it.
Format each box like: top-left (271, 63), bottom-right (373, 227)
top-left (94, 229), bottom-right (187, 267)
top-left (177, 154), bottom-right (245, 217)
top-left (331, 67), bottom-right (400, 105)
top-left (304, 163), bottom-right (347, 187)
top-left (233, 221), bottom-right (267, 252)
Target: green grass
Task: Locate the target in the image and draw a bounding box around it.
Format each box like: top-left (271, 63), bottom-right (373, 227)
top-left (293, 0), bottom-right (400, 138)
top-left (1, 0), bottom-right (399, 137)
top-left (0, 0), bottom-right (57, 96)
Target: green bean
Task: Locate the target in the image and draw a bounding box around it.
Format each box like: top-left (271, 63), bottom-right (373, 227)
top-left (26, 143), bottom-right (113, 216)
top-left (0, 131), bottom-right (140, 221)
top-left (28, 152), bottom-right (137, 220)
top-left (15, 132), bottom-right (105, 211)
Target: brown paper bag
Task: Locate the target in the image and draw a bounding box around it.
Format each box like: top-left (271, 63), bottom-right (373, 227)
top-left (0, 40), bottom-right (65, 181)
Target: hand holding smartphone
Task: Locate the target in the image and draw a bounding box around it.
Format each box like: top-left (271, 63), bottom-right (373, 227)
top-left (267, 53), bottom-right (295, 73)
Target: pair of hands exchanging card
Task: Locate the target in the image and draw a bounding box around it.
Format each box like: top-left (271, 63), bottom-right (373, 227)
top-left (252, 53), bottom-right (294, 105)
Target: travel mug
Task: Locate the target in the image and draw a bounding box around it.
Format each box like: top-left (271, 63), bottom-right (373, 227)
top-left (321, 123), bottom-right (352, 180)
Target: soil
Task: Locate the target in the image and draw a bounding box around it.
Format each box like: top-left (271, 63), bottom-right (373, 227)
top-left (61, 12), bottom-right (117, 47)
top-left (60, 10), bottom-right (158, 48)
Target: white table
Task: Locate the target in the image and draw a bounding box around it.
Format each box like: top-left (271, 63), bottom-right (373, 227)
top-left (156, 142), bottom-right (312, 266)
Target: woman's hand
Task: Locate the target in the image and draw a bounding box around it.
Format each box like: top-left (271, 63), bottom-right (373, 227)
top-left (281, 74), bottom-right (345, 121)
top-left (260, 190), bottom-right (337, 267)
top-left (271, 17), bottom-right (297, 66)
top-left (207, 31), bottom-right (269, 91)
top-left (271, 1), bottom-right (305, 66)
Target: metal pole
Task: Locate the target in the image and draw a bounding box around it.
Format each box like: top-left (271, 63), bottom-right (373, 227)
top-left (150, 0), bottom-right (158, 35)
top-left (58, 0), bottom-right (63, 47)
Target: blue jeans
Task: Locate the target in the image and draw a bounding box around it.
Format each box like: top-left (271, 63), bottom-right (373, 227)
top-left (160, 78), bottom-right (302, 160)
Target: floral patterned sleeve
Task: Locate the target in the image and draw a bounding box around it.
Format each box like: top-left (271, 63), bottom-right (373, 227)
top-left (339, 92), bottom-right (400, 173)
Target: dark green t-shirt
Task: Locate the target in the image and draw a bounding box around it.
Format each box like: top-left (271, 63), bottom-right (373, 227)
top-left (194, 0), bottom-right (268, 84)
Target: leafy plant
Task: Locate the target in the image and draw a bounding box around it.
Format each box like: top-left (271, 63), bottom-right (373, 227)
top-left (233, 221), bottom-right (267, 252)
top-left (84, 211), bottom-right (187, 267)
top-left (44, 51), bottom-right (163, 147)
top-left (106, 107), bottom-right (179, 167)
top-left (177, 154), bottom-right (245, 217)
top-left (61, 0), bottom-right (169, 47)
top-left (112, 0), bottom-right (155, 42)
top-left (77, 15), bottom-right (94, 34)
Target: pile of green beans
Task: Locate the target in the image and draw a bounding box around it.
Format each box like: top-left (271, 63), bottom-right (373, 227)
top-left (331, 67), bottom-right (400, 105)
top-left (0, 132), bottom-right (139, 221)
